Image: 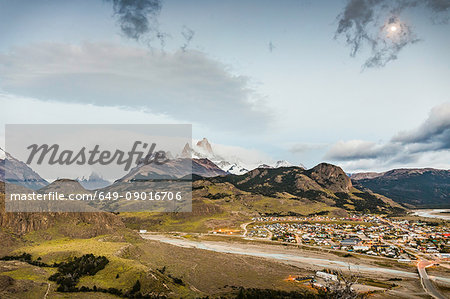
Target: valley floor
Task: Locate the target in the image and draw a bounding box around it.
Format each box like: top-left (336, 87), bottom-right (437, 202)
top-left (140, 232), bottom-right (450, 298)
top-left (1, 227), bottom-right (449, 298)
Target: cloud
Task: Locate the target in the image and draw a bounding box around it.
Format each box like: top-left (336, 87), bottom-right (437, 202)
top-left (325, 102), bottom-right (450, 170)
top-left (106, 0), bottom-right (164, 46)
top-left (0, 42), bottom-right (270, 132)
top-left (268, 42), bottom-right (275, 53)
top-left (393, 103), bottom-right (450, 150)
top-left (325, 140), bottom-right (399, 161)
top-left (197, 140), bottom-right (273, 168)
top-left (181, 26), bottom-right (195, 52)
top-left (335, 0), bottom-right (449, 68)
top-left (289, 143), bottom-right (327, 154)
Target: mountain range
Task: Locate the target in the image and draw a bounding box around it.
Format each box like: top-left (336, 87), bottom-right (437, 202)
top-left (119, 163), bottom-right (408, 233)
top-left (0, 162), bottom-right (407, 239)
top-left (204, 163), bottom-right (406, 215)
top-left (1, 144), bottom-right (449, 209)
top-left (0, 147), bottom-right (48, 190)
top-left (181, 138), bottom-right (302, 175)
top-left (77, 172), bottom-right (111, 190)
top-left (117, 157), bottom-right (227, 182)
top-left (351, 168), bottom-right (450, 208)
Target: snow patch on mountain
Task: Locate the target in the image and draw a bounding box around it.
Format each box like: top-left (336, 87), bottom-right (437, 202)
top-left (180, 138), bottom-right (301, 175)
top-left (216, 161), bottom-right (249, 175)
top-left (274, 160), bottom-right (293, 168)
top-left (0, 147), bottom-right (5, 160)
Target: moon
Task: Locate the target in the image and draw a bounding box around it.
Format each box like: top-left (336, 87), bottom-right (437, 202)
top-left (390, 25), bottom-right (398, 32)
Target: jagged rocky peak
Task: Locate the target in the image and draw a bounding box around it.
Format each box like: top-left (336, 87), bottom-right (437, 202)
top-left (196, 138), bottom-right (214, 155)
top-left (181, 143), bottom-right (193, 158)
top-left (308, 163), bottom-right (352, 192)
top-left (78, 172), bottom-right (111, 190)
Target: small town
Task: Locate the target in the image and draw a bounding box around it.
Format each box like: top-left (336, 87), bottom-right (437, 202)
top-left (243, 215), bottom-right (450, 261)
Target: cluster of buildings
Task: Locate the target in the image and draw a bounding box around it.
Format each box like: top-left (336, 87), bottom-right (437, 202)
top-left (247, 215), bottom-right (449, 260)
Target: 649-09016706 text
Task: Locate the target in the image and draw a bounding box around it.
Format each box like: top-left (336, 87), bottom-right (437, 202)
top-left (8, 191), bottom-right (184, 201)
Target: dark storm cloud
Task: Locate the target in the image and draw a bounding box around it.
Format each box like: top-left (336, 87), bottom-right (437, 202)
top-left (106, 0), bottom-right (163, 44)
top-left (325, 103), bottom-right (450, 166)
top-left (427, 0), bottom-right (450, 21)
top-left (335, 0), bottom-right (450, 68)
top-left (325, 140), bottom-right (400, 161)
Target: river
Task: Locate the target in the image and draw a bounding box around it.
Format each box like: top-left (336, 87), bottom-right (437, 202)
top-left (412, 209), bottom-right (450, 220)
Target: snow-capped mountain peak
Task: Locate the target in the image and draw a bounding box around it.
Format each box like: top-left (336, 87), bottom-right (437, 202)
top-left (257, 163), bottom-right (272, 169)
top-left (274, 160), bottom-right (293, 168)
top-left (181, 143), bottom-right (193, 158)
top-left (178, 138), bottom-right (304, 175)
top-left (0, 147), bottom-right (5, 160)
top-left (218, 162), bottom-right (248, 175)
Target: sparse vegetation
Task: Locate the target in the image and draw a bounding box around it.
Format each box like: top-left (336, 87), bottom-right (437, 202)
top-left (0, 253), bottom-right (54, 267)
top-left (49, 254), bottom-right (109, 292)
top-left (205, 192), bottom-right (229, 199)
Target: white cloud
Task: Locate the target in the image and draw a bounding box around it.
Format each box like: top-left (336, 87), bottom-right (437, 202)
top-left (207, 141), bottom-right (273, 168)
top-left (289, 143), bottom-right (327, 154)
top-left (0, 93), bottom-right (273, 170)
top-left (324, 102), bottom-right (450, 172)
top-left (0, 42), bottom-right (270, 132)
top-left (0, 92), bottom-right (179, 147)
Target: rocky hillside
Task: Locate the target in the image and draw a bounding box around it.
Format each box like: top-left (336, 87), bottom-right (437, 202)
top-left (351, 168), bottom-right (450, 208)
top-left (192, 158), bottom-right (228, 177)
top-left (207, 163), bottom-right (405, 215)
top-left (38, 178), bottom-right (93, 194)
top-left (121, 163), bottom-right (406, 233)
top-left (0, 182), bottom-right (124, 236)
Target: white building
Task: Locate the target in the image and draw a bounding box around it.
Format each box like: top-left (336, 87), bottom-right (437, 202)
top-left (316, 271), bottom-right (338, 281)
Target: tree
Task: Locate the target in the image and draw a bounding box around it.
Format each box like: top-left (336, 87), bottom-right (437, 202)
top-left (315, 268), bottom-right (366, 299)
top-left (130, 280), bottom-right (141, 294)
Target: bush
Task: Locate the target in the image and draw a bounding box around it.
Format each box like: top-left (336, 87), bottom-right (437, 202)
top-left (49, 254), bottom-right (109, 291)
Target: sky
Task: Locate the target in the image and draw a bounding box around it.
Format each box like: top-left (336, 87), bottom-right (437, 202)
top-left (0, 0), bottom-right (449, 172)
